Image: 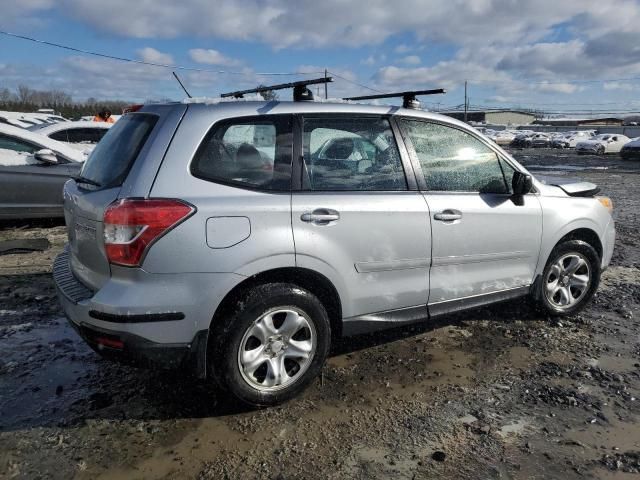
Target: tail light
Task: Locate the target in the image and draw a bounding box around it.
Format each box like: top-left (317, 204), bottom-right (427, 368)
top-left (122, 104), bottom-right (144, 114)
top-left (103, 199), bottom-right (195, 267)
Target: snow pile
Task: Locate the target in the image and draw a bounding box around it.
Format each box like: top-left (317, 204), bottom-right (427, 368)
top-left (0, 149), bottom-right (39, 166)
top-left (183, 94), bottom-right (264, 105)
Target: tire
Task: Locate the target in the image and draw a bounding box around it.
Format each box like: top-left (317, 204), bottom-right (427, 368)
top-left (597, 146), bottom-right (605, 155)
top-left (209, 283), bottom-right (331, 407)
top-left (536, 240), bottom-right (601, 316)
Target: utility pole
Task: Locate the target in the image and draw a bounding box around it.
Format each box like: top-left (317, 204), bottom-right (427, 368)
top-left (464, 80), bottom-right (468, 123)
top-left (324, 68), bottom-right (329, 99)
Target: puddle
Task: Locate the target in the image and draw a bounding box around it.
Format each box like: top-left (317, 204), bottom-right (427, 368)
top-left (588, 355), bottom-right (639, 373)
top-left (497, 418), bottom-right (531, 438)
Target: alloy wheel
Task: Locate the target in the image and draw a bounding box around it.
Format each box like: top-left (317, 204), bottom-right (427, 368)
top-left (237, 307), bottom-right (316, 392)
top-left (544, 253), bottom-right (591, 310)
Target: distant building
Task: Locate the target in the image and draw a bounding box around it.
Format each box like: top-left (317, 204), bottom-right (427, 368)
top-left (534, 117), bottom-right (625, 127)
top-left (439, 110), bottom-right (537, 125)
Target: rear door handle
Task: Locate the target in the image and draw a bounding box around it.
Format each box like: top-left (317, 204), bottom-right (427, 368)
top-left (434, 210), bottom-right (462, 222)
top-left (301, 209), bottom-right (340, 224)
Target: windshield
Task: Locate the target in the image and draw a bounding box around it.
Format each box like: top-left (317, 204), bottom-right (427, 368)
top-left (80, 113), bottom-right (157, 187)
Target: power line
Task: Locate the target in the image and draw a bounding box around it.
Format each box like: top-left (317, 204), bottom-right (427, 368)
top-left (328, 71), bottom-right (385, 94)
top-left (0, 30), bottom-right (324, 76)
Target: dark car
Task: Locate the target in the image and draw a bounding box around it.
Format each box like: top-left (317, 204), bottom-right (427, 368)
top-left (0, 123), bottom-right (86, 219)
top-left (621, 139), bottom-right (640, 160)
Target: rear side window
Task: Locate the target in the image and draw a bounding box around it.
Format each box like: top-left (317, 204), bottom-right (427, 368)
top-left (51, 128), bottom-right (107, 144)
top-left (401, 120), bottom-right (509, 194)
top-left (81, 114), bottom-right (157, 188)
top-left (303, 116), bottom-right (406, 191)
top-left (191, 116), bottom-right (293, 191)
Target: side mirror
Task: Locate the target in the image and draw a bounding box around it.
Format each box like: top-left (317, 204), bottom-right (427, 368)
top-left (512, 171), bottom-right (533, 195)
top-left (34, 149), bottom-right (59, 164)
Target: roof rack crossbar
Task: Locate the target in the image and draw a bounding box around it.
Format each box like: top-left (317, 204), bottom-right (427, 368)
top-left (343, 88), bottom-right (446, 109)
top-left (220, 76), bottom-right (333, 101)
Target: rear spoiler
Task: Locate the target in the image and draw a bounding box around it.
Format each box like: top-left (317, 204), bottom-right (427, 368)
top-left (554, 181), bottom-right (601, 197)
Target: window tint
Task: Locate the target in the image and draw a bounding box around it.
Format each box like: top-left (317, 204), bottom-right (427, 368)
top-left (81, 113), bottom-right (157, 188)
top-left (303, 117), bottom-right (406, 191)
top-left (0, 134), bottom-right (39, 154)
top-left (191, 116), bottom-right (292, 191)
top-left (401, 120), bottom-right (509, 193)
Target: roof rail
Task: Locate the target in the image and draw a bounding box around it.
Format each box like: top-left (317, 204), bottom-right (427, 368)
top-left (220, 77), bottom-right (333, 102)
top-left (343, 88), bottom-right (446, 110)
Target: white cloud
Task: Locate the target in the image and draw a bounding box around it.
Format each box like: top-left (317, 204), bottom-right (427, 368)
top-left (361, 55), bottom-right (376, 66)
top-left (137, 47), bottom-right (174, 65)
top-left (188, 48), bottom-right (242, 67)
top-left (399, 55), bottom-right (421, 65)
top-left (394, 44), bottom-right (411, 54)
top-left (603, 82), bottom-right (636, 91)
top-left (55, 0), bottom-right (640, 50)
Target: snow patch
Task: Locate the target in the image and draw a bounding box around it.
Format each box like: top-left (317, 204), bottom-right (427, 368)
top-left (0, 149), bottom-right (39, 166)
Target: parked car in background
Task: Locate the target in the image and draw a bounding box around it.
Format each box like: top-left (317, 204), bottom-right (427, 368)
top-left (551, 131), bottom-right (592, 148)
top-left (493, 130), bottom-right (517, 145)
top-left (54, 99), bottom-right (615, 407)
top-left (28, 121), bottom-right (112, 153)
top-left (510, 131), bottom-right (535, 148)
top-left (620, 137), bottom-right (640, 160)
top-left (0, 110), bottom-right (69, 129)
top-left (530, 133), bottom-right (551, 148)
top-left (576, 134), bottom-right (630, 155)
top-left (0, 123), bottom-right (86, 219)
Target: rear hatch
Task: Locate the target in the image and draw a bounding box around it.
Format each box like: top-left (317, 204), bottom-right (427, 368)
top-left (64, 105), bottom-right (186, 290)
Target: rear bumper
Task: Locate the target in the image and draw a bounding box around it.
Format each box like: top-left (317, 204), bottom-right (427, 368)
top-left (53, 247), bottom-right (242, 376)
top-left (67, 317), bottom-right (204, 371)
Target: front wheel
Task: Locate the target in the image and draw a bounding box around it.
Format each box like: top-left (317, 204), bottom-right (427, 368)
top-left (209, 283), bottom-right (331, 407)
top-left (536, 240), bottom-right (600, 316)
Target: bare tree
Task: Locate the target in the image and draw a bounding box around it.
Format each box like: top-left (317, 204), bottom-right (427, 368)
top-left (17, 85), bottom-right (34, 103)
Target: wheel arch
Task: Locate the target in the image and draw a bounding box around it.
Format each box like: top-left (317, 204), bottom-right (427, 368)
top-left (209, 267), bottom-right (343, 340)
top-left (556, 228), bottom-right (603, 260)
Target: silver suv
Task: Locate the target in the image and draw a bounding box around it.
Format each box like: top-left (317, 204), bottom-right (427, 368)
top-left (54, 99), bottom-right (615, 406)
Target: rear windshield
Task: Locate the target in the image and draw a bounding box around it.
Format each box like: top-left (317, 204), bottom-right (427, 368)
top-left (80, 113), bottom-right (157, 188)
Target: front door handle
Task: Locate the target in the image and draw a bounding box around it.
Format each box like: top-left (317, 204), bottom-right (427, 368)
top-left (301, 209), bottom-right (340, 224)
top-left (434, 210), bottom-right (462, 222)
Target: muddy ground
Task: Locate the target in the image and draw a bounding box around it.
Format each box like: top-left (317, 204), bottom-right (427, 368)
top-left (1, 148), bottom-right (639, 479)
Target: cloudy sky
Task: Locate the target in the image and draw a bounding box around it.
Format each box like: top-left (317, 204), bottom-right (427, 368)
top-left (2, 0), bottom-right (640, 112)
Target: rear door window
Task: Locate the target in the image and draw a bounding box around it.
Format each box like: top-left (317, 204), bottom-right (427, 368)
top-left (302, 116), bottom-right (407, 191)
top-left (80, 113), bottom-right (158, 188)
top-left (191, 115), bottom-right (293, 191)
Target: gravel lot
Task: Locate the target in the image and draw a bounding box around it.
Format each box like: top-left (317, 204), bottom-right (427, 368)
top-left (1, 148), bottom-right (639, 479)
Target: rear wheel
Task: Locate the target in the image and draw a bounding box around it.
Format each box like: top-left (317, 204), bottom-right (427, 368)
top-left (597, 145), bottom-right (605, 155)
top-left (536, 240), bottom-right (600, 316)
top-left (209, 283), bottom-right (331, 406)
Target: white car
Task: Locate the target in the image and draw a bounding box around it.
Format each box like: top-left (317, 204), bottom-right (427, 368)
top-left (552, 131), bottom-right (593, 148)
top-left (575, 134), bottom-right (630, 155)
top-left (28, 121), bottom-right (112, 153)
top-left (0, 123), bottom-right (86, 166)
top-left (493, 130), bottom-right (517, 145)
top-left (0, 110), bottom-right (69, 129)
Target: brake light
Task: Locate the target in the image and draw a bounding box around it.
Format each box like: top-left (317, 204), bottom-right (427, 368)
top-left (103, 199), bottom-right (194, 267)
top-left (122, 104), bottom-right (144, 114)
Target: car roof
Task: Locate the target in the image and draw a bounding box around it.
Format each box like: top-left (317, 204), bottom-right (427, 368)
top-left (33, 120), bottom-right (113, 136)
top-left (146, 100), bottom-right (476, 131)
top-left (0, 123), bottom-right (85, 162)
